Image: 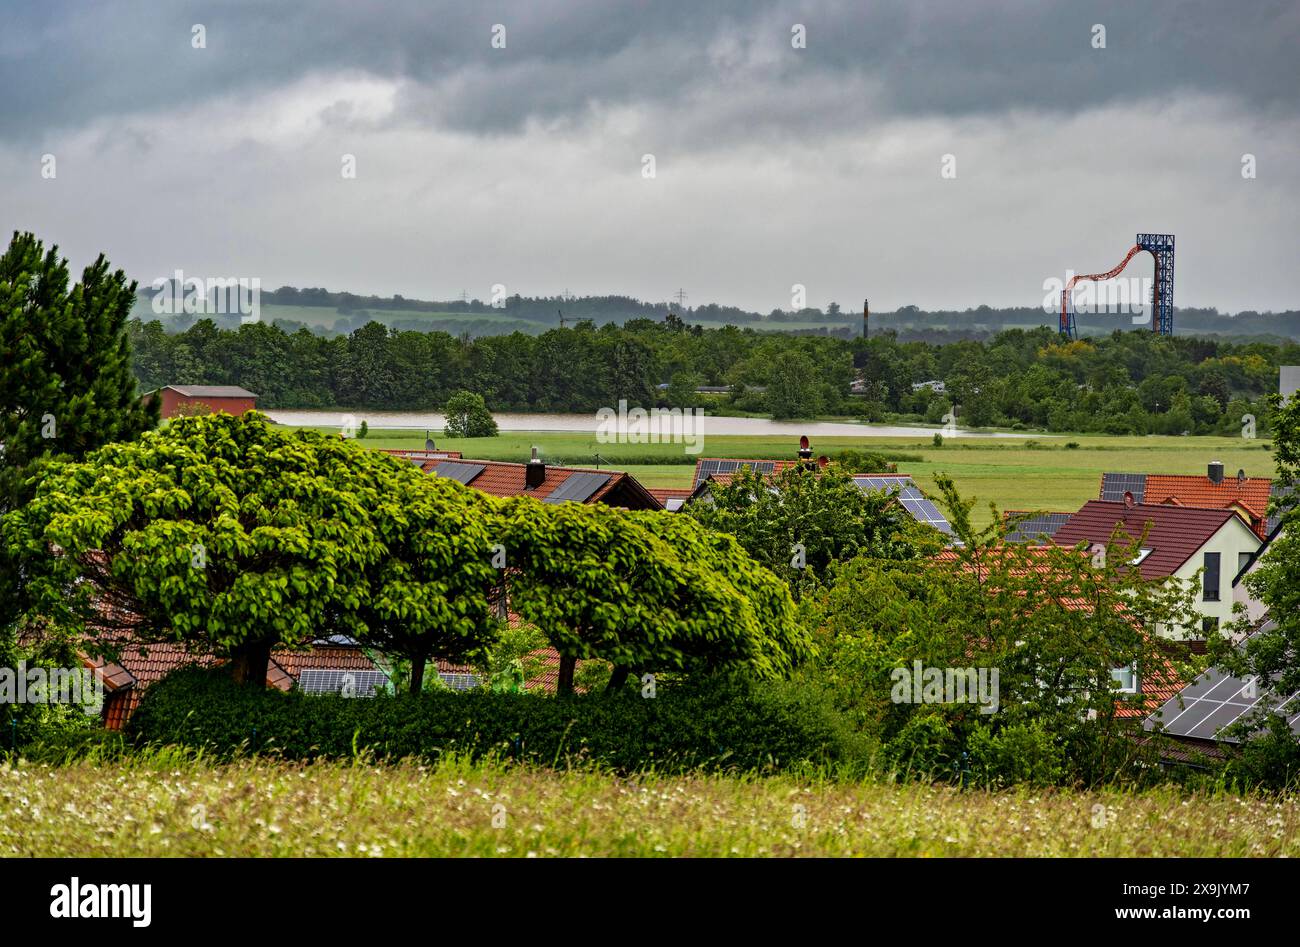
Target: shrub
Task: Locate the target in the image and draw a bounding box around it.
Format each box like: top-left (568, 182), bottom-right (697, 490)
top-left (128, 667), bottom-right (869, 775)
top-left (966, 720), bottom-right (1066, 789)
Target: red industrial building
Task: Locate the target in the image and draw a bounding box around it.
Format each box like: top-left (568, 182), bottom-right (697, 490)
top-left (146, 384), bottom-right (259, 419)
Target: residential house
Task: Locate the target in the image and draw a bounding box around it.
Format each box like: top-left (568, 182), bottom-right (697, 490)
top-left (1053, 499), bottom-right (1261, 639)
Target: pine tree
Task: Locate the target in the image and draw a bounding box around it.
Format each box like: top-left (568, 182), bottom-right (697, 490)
top-left (0, 231), bottom-right (158, 624)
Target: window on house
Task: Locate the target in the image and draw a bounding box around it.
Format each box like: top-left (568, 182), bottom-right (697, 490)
top-left (1202, 616), bottom-right (1220, 637)
top-left (1111, 664), bottom-right (1137, 693)
top-left (1239, 551), bottom-right (1253, 576)
top-left (1202, 552), bottom-right (1221, 601)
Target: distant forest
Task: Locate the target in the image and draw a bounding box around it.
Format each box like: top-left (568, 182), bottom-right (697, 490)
top-left (135, 285), bottom-right (1300, 342)
top-left (129, 313), bottom-right (1298, 437)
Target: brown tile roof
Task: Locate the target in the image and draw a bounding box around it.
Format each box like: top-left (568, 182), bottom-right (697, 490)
top-left (382, 448), bottom-right (462, 461)
top-left (421, 458), bottom-right (661, 509)
top-left (647, 487), bottom-right (694, 501)
top-left (1053, 501), bottom-right (1246, 580)
top-left (691, 458), bottom-right (797, 489)
top-left (1099, 472), bottom-right (1275, 539)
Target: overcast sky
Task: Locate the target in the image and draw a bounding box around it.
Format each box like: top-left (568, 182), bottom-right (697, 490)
top-left (3, 0), bottom-right (1298, 314)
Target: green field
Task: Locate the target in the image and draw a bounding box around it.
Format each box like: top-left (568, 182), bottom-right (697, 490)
top-left (321, 426), bottom-right (1277, 527)
top-left (131, 300), bottom-right (552, 333)
top-left (4, 756), bottom-right (1292, 857)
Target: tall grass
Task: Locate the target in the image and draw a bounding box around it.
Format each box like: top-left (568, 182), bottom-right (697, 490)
top-left (2, 755), bottom-right (1295, 857)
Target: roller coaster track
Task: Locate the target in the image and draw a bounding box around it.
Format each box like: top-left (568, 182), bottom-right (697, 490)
top-left (1059, 233), bottom-right (1175, 339)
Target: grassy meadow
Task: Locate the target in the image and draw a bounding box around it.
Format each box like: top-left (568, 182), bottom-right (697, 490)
top-left (321, 426), bottom-right (1277, 527)
top-left (4, 755), bottom-right (1294, 857)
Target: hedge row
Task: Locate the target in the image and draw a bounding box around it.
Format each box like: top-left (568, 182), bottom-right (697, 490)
top-left (127, 667), bottom-right (871, 775)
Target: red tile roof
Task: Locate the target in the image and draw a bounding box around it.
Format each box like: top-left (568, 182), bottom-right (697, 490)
top-left (421, 458), bottom-right (661, 509)
top-left (691, 458), bottom-right (797, 488)
top-left (382, 448), bottom-right (462, 461)
top-left (1099, 473), bottom-right (1275, 538)
top-left (647, 487), bottom-right (694, 502)
top-left (1053, 501), bottom-right (1245, 580)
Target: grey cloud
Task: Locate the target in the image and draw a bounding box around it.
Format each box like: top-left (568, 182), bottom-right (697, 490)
top-left (2, 0), bottom-right (1297, 142)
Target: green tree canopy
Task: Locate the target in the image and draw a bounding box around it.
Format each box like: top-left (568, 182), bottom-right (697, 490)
top-left (685, 463), bottom-right (927, 592)
top-left (497, 497), bottom-right (811, 693)
top-left (443, 389), bottom-right (499, 438)
top-left (3, 412), bottom-right (500, 686)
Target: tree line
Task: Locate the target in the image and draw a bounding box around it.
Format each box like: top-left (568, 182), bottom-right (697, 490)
top-left (129, 314), bottom-right (1298, 434)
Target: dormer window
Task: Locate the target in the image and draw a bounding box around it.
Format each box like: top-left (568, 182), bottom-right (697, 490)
top-left (1131, 548), bottom-right (1153, 566)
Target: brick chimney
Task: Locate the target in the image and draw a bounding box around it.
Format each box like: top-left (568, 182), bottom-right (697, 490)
top-left (525, 446), bottom-right (546, 489)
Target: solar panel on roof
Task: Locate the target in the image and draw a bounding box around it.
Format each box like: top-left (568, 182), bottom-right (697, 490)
top-left (1267, 483), bottom-right (1294, 534)
top-left (298, 668), bottom-right (389, 697)
top-left (438, 672), bottom-right (481, 692)
top-left (853, 475), bottom-right (914, 496)
top-left (695, 459), bottom-right (777, 487)
top-left (1005, 512), bottom-right (1072, 543)
top-left (1144, 626), bottom-right (1300, 743)
top-left (543, 471), bottom-right (611, 504)
top-left (854, 476), bottom-right (953, 534)
top-left (429, 461), bottom-right (486, 485)
top-left (1101, 473), bottom-right (1147, 503)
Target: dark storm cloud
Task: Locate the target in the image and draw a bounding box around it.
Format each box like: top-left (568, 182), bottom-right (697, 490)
top-left (2, 0), bottom-right (1297, 142)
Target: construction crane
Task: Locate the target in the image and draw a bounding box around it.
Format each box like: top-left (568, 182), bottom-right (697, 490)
top-left (1060, 233), bottom-right (1175, 339)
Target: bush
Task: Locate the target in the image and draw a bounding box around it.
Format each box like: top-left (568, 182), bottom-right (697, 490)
top-left (128, 667), bottom-right (869, 775)
top-left (966, 720), bottom-right (1065, 788)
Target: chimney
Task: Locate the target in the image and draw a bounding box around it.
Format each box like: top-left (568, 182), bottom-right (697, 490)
top-left (863, 299), bottom-right (870, 340)
top-left (525, 446), bottom-right (546, 489)
top-left (1237, 468), bottom-right (1247, 484)
top-left (797, 435), bottom-right (816, 471)
top-left (1123, 491), bottom-right (1135, 509)
top-left (1208, 461), bottom-right (1224, 484)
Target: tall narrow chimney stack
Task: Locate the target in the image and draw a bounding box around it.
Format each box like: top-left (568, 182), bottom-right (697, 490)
top-left (526, 445), bottom-right (546, 489)
top-left (863, 299), bottom-right (869, 340)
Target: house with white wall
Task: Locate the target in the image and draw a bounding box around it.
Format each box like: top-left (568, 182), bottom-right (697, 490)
top-left (1054, 499), bottom-right (1261, 640)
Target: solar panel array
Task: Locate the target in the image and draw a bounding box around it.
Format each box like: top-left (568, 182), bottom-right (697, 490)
top-left (1004, 512), bottom-right (1073, 543)
top-left (1267, 483), bottom-right (1293, 535)
top-left (429, 461), bottom-right (486, 485)
top-left (1144, 622), bottom-right (1300, 743)
top-left (1100, 472), bottom-right (1147, 503)
top-left (853, 476), bottom-right (954, 535)
top-left (543, 471), bottom-right (610, 504)
top-left (298, 669), bottom-right (390, 697)
top-left (693, 459), bottom-right (778, 487)
top-left (438, 672), bottom-right (482, 692)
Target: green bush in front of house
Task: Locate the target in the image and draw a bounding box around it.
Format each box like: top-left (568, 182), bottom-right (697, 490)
top-left (127, 666), bottom-right (870, 775)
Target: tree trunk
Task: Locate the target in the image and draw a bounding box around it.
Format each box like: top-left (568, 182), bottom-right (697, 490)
top-left (605, 665), bottom-right (630, 693)
top-left (230, 638), bottom-right (272, 687)
top-left (410, 655), bottom-right (427, 695)
top-left (557, 654), bottom-right (577, 695)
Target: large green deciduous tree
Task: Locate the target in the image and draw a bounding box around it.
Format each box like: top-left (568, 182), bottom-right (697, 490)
top-left (356, 474), bottom-right (503, 694)
top-left (3, 413), bottom-right (500, 686)
top-left (443, 389), bottom-right (499, 438)
top-left (498, 498), bottom-right (811, 694)
top-left (685, 463), bottom-right (928, 591)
